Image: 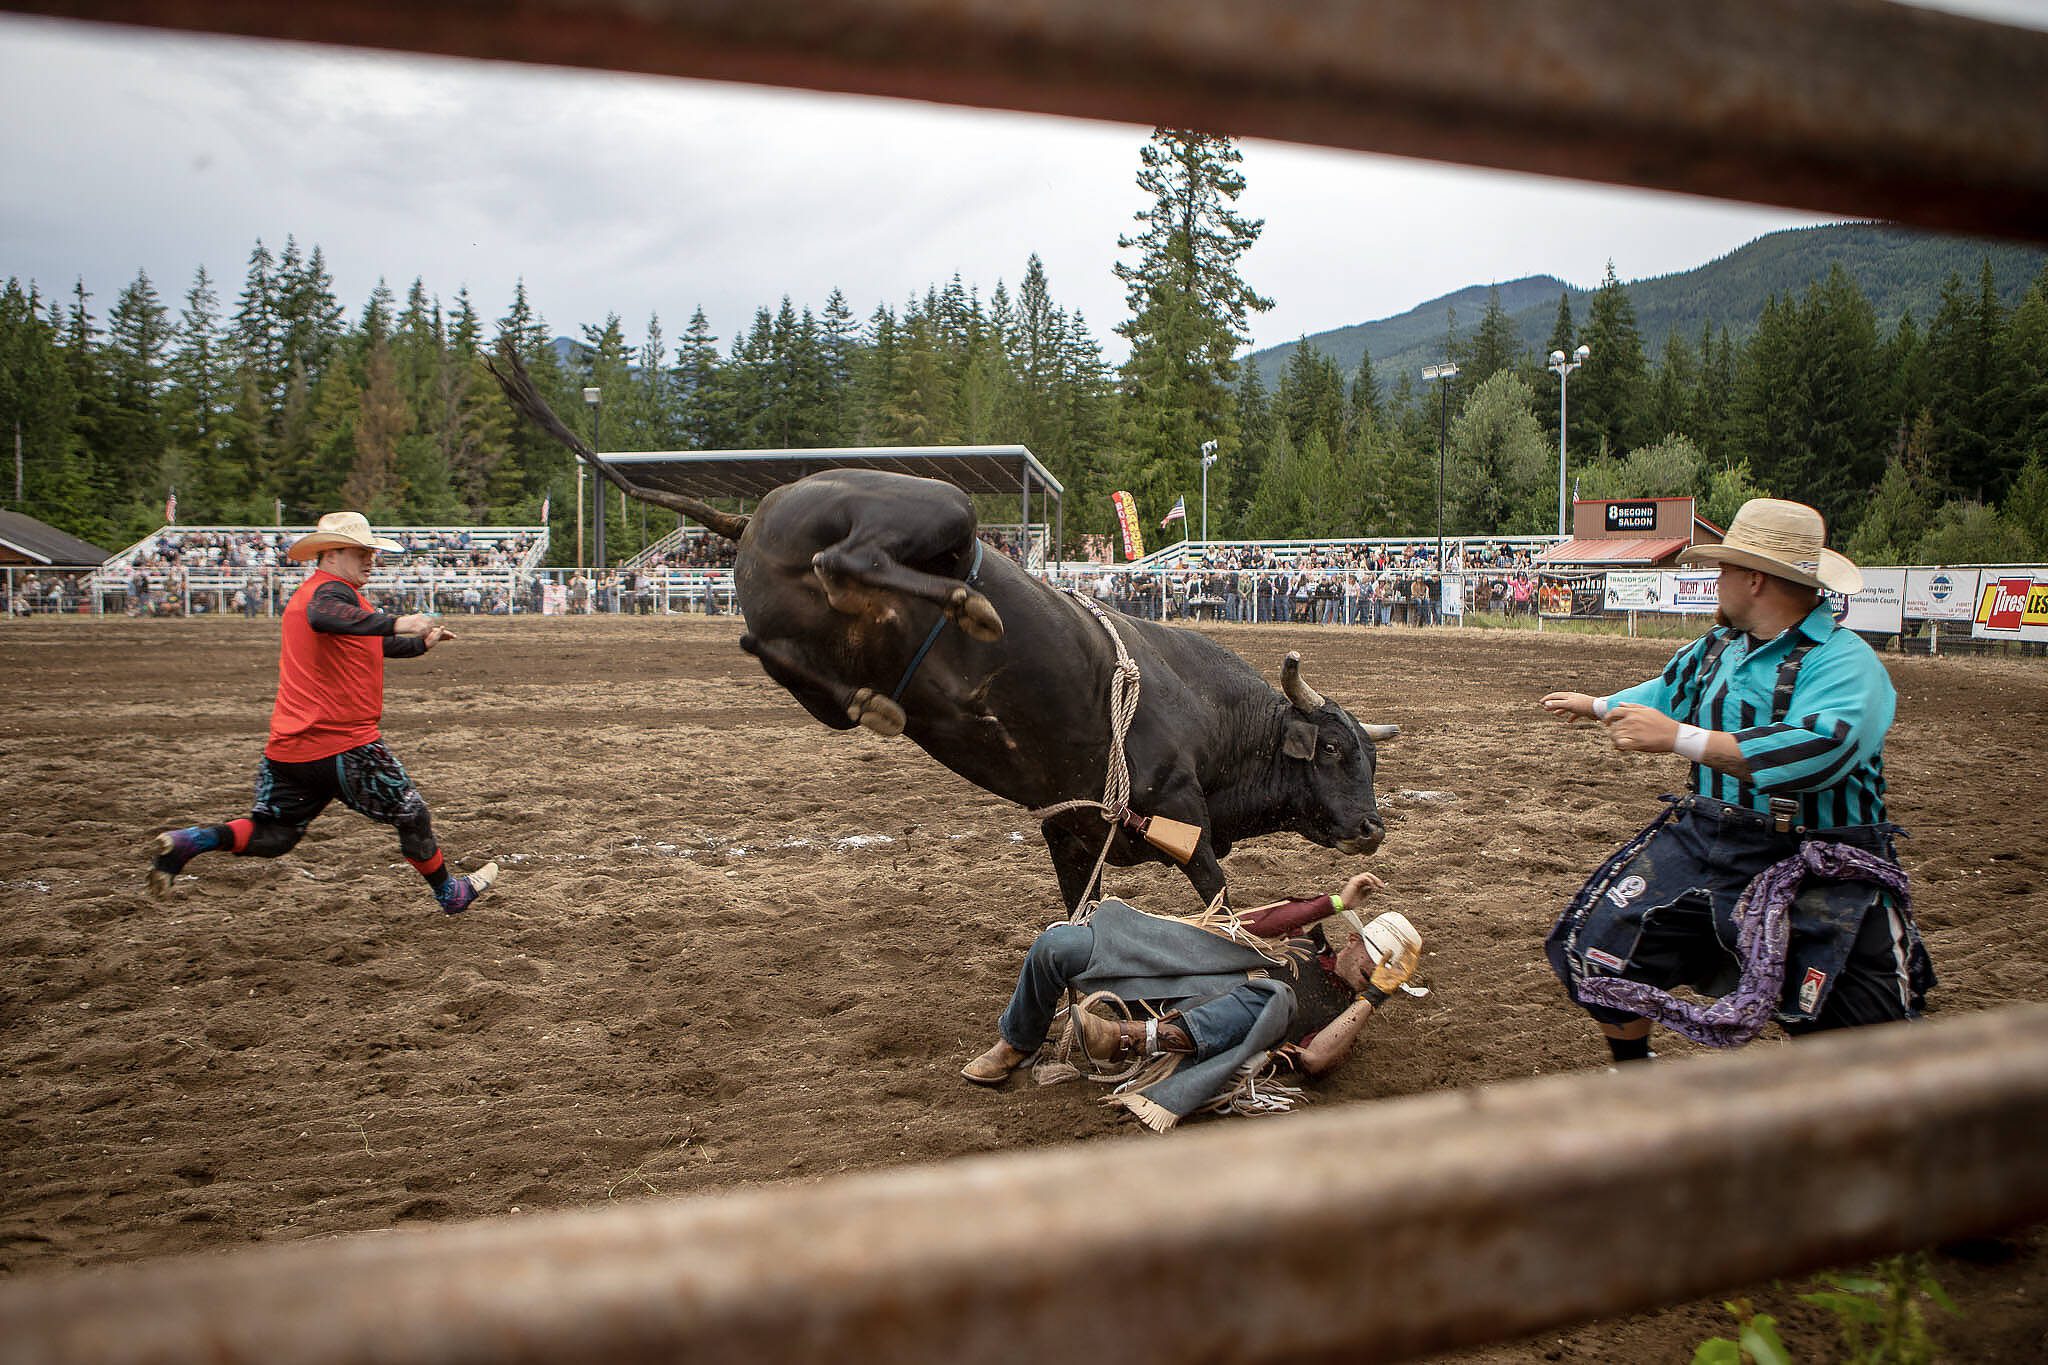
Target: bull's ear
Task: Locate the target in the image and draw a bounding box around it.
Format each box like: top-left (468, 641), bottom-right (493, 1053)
top-left (1281, 717), bottom-right (1317, 761)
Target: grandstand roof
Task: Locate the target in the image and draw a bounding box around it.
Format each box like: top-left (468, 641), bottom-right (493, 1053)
top-left (0, 510), bottom-right (112, 568)
top-left (596, 446), bottom-right (1064, 501)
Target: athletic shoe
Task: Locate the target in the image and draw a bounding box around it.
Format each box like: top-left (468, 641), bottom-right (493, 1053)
top-left (147, 828), bottom-right (212, 899)
top-left (436, 860), bottom-right (501, 914)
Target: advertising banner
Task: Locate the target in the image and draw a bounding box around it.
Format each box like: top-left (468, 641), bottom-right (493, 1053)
top-left (1110, 491), bottom-right (1146, 562)
top-left (1904, 568), bottom-right (1980, 622)
top-left (1604, 570), bottom-right (1662, 611)
top-left (541, 582), bottom-right (567, 616)
top-left (1662, 570), bottom-right (1722, 614)
top-left (1833, 567), bottom-right (1906, 634)
top-left (1972, 572), bottom-right (2048, 642)
top-left (1441, 575), bottom-right (1464, 620)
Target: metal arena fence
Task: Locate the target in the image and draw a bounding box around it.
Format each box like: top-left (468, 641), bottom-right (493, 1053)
top-left (8, 560), bottom-right (2046, 658)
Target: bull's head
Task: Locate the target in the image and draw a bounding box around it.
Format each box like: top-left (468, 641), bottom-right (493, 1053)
top-left (1277, 651), bottom-right (1398, 856)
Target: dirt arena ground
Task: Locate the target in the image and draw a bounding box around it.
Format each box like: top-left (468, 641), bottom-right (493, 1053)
top-left (2, 613), bottom-right (2044, 1360)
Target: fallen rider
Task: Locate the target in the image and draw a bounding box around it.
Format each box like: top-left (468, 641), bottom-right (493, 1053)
top-left (962, 872), bottom-right (1423, 1132)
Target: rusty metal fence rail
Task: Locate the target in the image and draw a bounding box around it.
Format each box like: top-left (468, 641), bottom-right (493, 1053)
top-left (2, 1005), bottom-right (2046, 1365)
top-left (9, 0), bottom-right (2048, 240)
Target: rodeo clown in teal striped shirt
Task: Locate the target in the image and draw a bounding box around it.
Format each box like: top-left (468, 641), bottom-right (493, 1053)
top-left (1539, 499), bottom-right (1935, 1064)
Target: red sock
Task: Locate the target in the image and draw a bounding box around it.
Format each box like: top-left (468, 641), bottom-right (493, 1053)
top-left (407, 850), bottom-right (450, 891)
top-left (226, 819), bottom-right (254, 854)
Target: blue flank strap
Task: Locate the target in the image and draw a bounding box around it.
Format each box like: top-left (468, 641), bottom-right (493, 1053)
top-left (890, 540), bottom-right (984, 703)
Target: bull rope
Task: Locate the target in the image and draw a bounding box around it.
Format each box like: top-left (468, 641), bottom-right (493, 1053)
top-left (1030, 590), bottom-right (1145, 921)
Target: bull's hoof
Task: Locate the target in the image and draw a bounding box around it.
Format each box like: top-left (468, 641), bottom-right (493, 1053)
top-left (950, 587), bottom-right (1004, 643)
top-left (846, 687), bottom-right (906, 737)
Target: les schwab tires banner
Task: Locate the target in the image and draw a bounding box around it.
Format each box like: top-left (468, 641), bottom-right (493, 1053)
top-left (1972, 573), bottom-right (2048, 642)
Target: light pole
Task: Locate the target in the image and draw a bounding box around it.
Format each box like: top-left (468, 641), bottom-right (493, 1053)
top-left (1199, 439), bottom-right (1219, 542)
top-left (583, 387), bottom-right (604, 571)
top-left (1423, 361), bottom-right (1459, 576)
top-left (1548, 344), bottom-right (1590, 537)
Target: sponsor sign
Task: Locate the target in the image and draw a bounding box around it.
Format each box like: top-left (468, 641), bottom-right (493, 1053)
top-left (1441, 575), bottom-right (1464, 620)
top-left (1836, 567), bottom-right (1905, 634)
top-left (1110, 490), bottom-right (1147, 563)
top-left (1972, 572), bottom-right (2048, 642)
top-left (541, 582), bottom-right (567, 616)
top-left (1604, 500), bottom-right (1658, 533)
top-left (1904, 568), bottom-right (1980, 622)
top-left (1604, 570), bottom-right (1661, 611)
top-left (1662, 570), bottom-right (1722, 615)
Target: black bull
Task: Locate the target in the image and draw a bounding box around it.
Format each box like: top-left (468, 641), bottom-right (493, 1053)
top-left (490, 346), bottom-right (1396, 908)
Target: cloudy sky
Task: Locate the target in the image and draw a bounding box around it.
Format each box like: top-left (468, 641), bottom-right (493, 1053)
top-left (1, 2), bottom-right (2039, 363)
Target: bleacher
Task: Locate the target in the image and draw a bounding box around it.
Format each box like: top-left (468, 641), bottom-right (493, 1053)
top-left (1126, 534), bottom-right (1559, 572)
top-left (93, 525), bottom-right (551, 616)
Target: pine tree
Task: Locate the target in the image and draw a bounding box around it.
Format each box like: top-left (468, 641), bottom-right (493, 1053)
top-left (1457, 286), bottom-right (1523, 391)
top-left (1345, 348), bottom-right (1382, 445)
top-left (1789, 264), bottom-right (1888, 531)
top-left (819, 288), bottom-right (858, 444)
top-left (232, 241), bottom-right (282, 405)
top-left (0, 279), bottom-right (96, 539)
top-left (343, 327), bottom-right (407, 519)
top-left (673, 307), bottom-right (723, 448)
top-left (1227, 363), bottom-right (1273, 535)
top-left (1735, 294), bottom-right (1801, 498)
top-left (1113, 129), bottom-right (1271, 520)
top-left (166, 267), bottom-right (227, 492)
top-left (1925, 267), bottom-right (1999, 500)
top-left (1990, 263), bottom-right (2048, 504)
top-left (1575, 262), bottom-right (1651, 458)
top-left (1278, 341), bottom-right (1345, 456)
top-left (277, 240), bottom-right (346, 390)
top-left (1648, 330), bottom-right (1698, 441)
top-left (102, 269), bottom-right (171, 514)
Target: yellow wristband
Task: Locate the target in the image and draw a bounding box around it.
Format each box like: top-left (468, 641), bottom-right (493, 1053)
top-left (1330, 891), bottom-right (1345, 914)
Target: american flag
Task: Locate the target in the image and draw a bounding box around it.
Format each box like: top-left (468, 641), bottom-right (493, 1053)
top-left (1159, 495), bottom-right (1186, 529)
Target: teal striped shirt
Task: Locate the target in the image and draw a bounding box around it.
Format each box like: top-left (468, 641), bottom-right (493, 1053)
top-left (1602, 603), bottom-right (1896, 828)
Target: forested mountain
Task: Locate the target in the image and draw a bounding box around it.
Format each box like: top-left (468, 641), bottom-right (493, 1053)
top-left (5, 140), bottom-right (2047, 571)
top-left (1251, 223), bottom-right (2048, 391)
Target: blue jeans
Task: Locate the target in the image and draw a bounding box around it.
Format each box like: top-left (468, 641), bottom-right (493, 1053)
top-left (997, 922), bottom-right (1265, 1060)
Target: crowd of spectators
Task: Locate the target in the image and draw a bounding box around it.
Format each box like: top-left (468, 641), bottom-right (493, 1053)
top-left (638, 533), bottom-right (738, 571)
top-left (1061, 559), bottom-right (1544, 627)
top-left (126, 528), bottom-right (541, 577)
top-left (4, 571), bottom-right (92, 616)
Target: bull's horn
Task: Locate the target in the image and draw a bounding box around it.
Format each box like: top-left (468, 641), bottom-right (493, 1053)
top-left (1280, 652), bottom-right (1325, 713)
top-left (1363, 723), bottom-right (1400, 741)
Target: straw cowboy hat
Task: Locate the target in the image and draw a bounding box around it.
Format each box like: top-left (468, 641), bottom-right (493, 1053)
top-left (1676, 498), bottom-right (1862, 595)
top-left (287, 511), bottom-right (405, 562)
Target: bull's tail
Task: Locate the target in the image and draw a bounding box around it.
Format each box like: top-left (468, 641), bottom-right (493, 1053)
top-left (485, 340), bottom-right (750, 542)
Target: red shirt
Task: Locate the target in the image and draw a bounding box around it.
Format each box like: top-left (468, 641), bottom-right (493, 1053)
top-left (266, 571), bottom-right (389, 761)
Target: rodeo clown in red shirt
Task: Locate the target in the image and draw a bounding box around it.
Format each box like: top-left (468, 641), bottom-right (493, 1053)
top-left (148, 512), bottom-right (500, 913)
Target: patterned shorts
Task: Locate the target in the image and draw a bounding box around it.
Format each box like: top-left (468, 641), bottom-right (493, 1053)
top-left (254, 739), bottom-right (430, 831)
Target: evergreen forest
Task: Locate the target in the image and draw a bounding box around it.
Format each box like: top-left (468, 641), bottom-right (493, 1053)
top-left (4, 130), bottom-right (2046, 567)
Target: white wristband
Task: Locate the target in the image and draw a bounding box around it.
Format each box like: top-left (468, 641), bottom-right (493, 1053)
top-left (1592, 697), bottom-right (1612, 720)
top-left (1673, 723), bottom-right (1710, 762)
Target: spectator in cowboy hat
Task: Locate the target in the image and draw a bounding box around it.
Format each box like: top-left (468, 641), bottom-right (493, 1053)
top-left (147, 511), bottom-right (501, 914)
top-left (1539, 498), bottom-right (1934, 1063)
